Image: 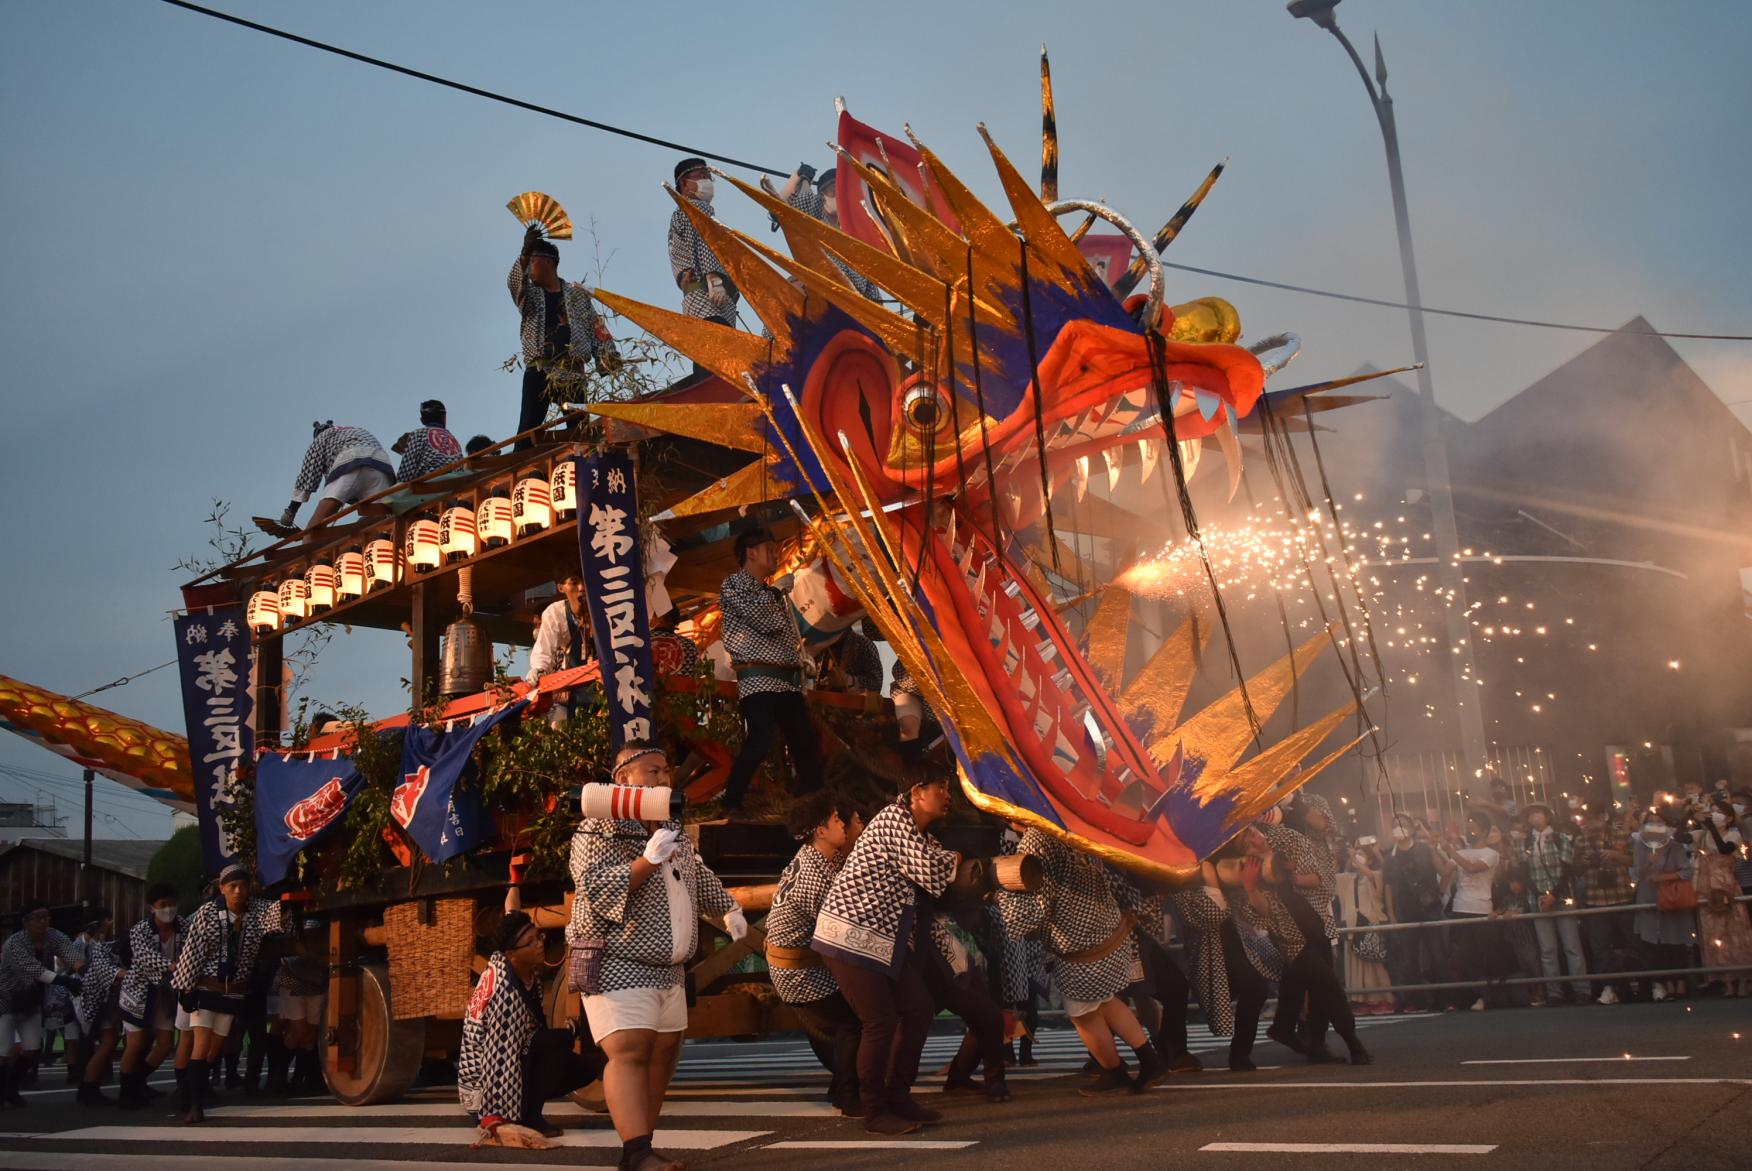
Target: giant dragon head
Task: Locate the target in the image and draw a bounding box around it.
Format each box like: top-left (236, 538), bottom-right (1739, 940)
top-left (592, 99), bottom-right (1387, 877)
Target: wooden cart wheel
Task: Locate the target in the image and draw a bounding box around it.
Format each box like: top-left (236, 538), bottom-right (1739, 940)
top-left (323, 960), bottom-right (426, 1106)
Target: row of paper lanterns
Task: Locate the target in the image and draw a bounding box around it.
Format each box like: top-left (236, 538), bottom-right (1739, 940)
top-left (246, 463), bottom-right (578, 634)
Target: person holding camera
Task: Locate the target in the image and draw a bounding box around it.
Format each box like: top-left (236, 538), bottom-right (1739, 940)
top-left (775, 165), bottom-right (882, 302)
top-left (0, 899), bottom-right (83, 1108)
top-left (812, 767), bottom-right (962, 1135)
top-left (567, 741), bottom-right (746, 1171)
top-left (169, 864), bottom-right (287, 1124)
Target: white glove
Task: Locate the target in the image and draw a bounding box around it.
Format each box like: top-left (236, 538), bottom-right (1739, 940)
top-left (706, 273), bottom-right (730, 307)
top-left (643, 826), bottom-right (682, 865)
top-left (724, 906), bottom-right (748, 942)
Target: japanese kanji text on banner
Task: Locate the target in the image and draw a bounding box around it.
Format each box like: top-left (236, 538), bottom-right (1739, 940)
top-left (173, 607), bottom-right (254, 873)
top-left (576, 451), bottom-right (657, 748)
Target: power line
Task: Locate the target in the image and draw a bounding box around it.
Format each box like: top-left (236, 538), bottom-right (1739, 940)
top-left (1161, 260), bottom-right (1752, 342)
top-left (72, 658), bottom-right (177, 700)
top-left (156, 3), bottom-right (1751, 343)
top-left (156, 1), bottom-right (786, 176)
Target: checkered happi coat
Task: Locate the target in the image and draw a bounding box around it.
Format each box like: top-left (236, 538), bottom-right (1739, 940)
top-left (667, 195), bottom-right (738, 322)
top-left (814, 799), bottom-right (959, 974)
top-left (785, 186), bottom-right (882, 302)
top-left (1265, 824), bottom-right (1338, 940)
top-left (0, 928), bottom-right (76, 1015)
top-left (566, 818), bottom-right (739, 992)
top-left (720, 570), bottom-right (804, 698)
top-left (393, 426), bottom-right (463, 483)
top-left (171, 897), bottom-right (287, 991)
top-left (290, 425), bottom-right (391, 504)
top-left (997, 829), bottom-right (1138, 1005)
top-left (117, 915), bottom-right (183, 1024)
top-left (74, 937), bottom-right (119, 1032)
top-left (457, 952), bottom-right (541, 1128)
top-left (765, 843), bottom-right (842, 1004)
top-left (507, 255), bottom-right (620, 379)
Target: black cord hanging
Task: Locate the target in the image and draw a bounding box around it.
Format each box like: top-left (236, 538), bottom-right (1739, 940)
top-left (964, 247), bottom-right (1005, 557)
top-left (1016, 239), bottom-right (1061, 573)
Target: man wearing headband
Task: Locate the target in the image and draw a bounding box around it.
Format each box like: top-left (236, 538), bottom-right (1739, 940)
top-left (273, 421), bottom-right (395, 535)
top-left (0, 899), bottom-right (82, 1108)
top-left (812, 767), bottom-right (961, 1135)
top-left (169, 864), bottom-right (288, 1123)
top-left (71, 908), bottom-right (123, 1105)
top-left (460, 910), bottom-right (599, 1142)
top-left (719, 528), bottom-right (824, 817)
top-left (567, 741), bottom-right (745, 1171)
top-left (392, 399), bottom-right (463, 483)
top-left (668, 158), bottom-right (739, 326)
top-left (115, 883), bottom-right (183, 1109)
top-left (510, 224), bottom-right (621, 447)
top-left (765, 790), bottom-right (863, 1115)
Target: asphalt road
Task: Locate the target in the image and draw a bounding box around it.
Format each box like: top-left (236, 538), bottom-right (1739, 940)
top-left (2, 999), bottom-right (1747, 1170)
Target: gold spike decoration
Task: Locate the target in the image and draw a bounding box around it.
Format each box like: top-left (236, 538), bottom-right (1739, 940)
top-left (1221, 708), bottom-right (1364, 825)
top-left (908, 131), bottom-right (1026, 270)
top-left (664, 185), bottom-right (804, 337)
top-left (652, 458), bottom-right (793, 521)
top-left (1112, 159), bottom-right (1227, 300)
top-left (712, 170), bottom-right (852, 290)
top-left (588, 401), bottom-right (768, 454)
top-left (1081, 585), bottom-right (1131, 692)
top-left (1149, 627), bottom-right (1331, 773)
top-left (977, 124), bottom-right (1100, 293)
top-left (736, 229), bottom-right (926, 358)
top-left (506, 191), bottom-right (572, 240)
top-left (590, 289), bottom-right (773, 387)
top-left (1119, 610), bottom-right (1210, 734)
top-left (1040, 46), bottom-right (1059, 202)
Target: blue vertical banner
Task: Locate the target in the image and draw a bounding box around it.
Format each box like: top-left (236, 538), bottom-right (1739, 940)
top-left (173, 606), bottom-right (254, 873)
top-left (576, 451), bottom-right (657, 747)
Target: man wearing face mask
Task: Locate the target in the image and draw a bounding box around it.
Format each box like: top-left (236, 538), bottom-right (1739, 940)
top-left (1520, 802), bottom-right (1589, 1005)
top-left (1382, 815), bottom-right (1443, 1012)
top-left (1631, 810), bottom-right (1694, 1002)
top-left (116, 884), bottom-right (183, 1109)
top-left (668, 159), bottom-right (739, 326)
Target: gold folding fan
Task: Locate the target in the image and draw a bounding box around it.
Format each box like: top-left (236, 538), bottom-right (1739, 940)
top-left (506, 191), bottom-right (573, 240)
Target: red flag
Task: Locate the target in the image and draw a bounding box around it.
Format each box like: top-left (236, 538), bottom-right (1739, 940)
top-left (1076, 233), bottom-right (1134, 289)
top-left (835, 109), bottom-right (960, 255)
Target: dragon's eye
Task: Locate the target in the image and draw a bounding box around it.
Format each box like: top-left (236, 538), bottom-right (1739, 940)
top-left (902, 385), bottom-right (946, 432)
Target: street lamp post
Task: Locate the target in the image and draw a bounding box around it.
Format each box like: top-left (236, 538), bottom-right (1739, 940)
top-left (1288, 0), bottom-right (1489, 786)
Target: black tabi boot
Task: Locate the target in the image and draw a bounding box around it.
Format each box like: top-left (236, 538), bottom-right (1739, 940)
top-left (66, 1040), bottom-right (87, 1085)
top-left (1343, 1034), bottom-right (1373, 1066)
top-left (265, 1043), bottom-right (291, 1094)
top-left (225, 1052), bottom-right (244, 1089)
top-left (116, 1069), bottom-right (145, 1110)
top-left (1078, 1062), bottom-right (1134, 1096)
top-left (182, 1059), bottom-right (206, 1124)
top-left (0, 1063), bottom-right (24, 1108)
top-left (76, 1079), bottom-right (112, 1106)
top-left (1018, 1035), bottom-right (1037, 1067)
top-left (1129, 1041), bottom-right (1171, 1093)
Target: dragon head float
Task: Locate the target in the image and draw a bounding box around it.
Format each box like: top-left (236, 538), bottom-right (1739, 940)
top-left (592, 79), bottom-right (1389, 877)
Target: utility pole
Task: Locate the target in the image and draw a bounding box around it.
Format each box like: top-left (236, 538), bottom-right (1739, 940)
top-left (1289, 0), bottom-right (1489, 785)
top-left (81, 767), bottom-right (94, 911)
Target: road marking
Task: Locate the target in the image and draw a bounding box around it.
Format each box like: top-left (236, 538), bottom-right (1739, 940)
top-left (0, 1156), bottom-right (597, 1171)
top-left (19, 1124), bottom-right (768, 1149)
top-left (1460, 1057), bottom-right (1690, 1065)
top-left (764, 1140), bottom-right (979, 1150)
top-left (208, 1099), bottom-right (842, 1119)
top-left (1155, 1077), bottom-right (1752, 1090)
top-left (1202, 1142), bottom-right (1496, 1155)
top-left (20, 1075), bottom-right (176, 1098)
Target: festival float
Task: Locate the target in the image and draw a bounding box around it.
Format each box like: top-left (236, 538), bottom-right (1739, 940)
top-left (6, 54), bottom-right (1404, 1104)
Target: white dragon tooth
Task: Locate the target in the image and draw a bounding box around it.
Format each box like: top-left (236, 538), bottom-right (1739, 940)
top-left (1002, 579), bottom-right (1022, 600)
top-left (1073, 454), bottom-right (1090, 502)
top-left (1017, 607), bottom-right (1042, 632)
top-left (1036, 637), bottom-right (1059, 664)
top-left (1051, 668), bottom-right (1074, 692)
top-left (1102, 446), bottom-right (1124, 493)
top-left (1136, 437), bottom-right (1160, 484)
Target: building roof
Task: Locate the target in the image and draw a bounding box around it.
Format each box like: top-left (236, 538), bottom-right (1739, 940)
top-left (0, 837), bottom-right (166, 879)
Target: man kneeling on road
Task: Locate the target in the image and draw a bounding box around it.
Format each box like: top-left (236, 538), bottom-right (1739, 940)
top-left (568, 741), bottom-right (746, 1171)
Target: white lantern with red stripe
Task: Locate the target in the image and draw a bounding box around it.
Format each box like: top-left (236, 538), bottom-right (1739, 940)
top-left (305, 560), bottom-right (336, 613)
top-left (439, 500), bottom-right (478, 563)
top-left (365, 536), bottom-right (401, 589)
top-left (278, 577), bottom-right (311, 624)
top-left (246, 589), bottom-right (281, 634)
top-left (550, 459), bottom-right (578, 520)
top-left (478, 488), bottom-right (514, 548)
top-left (512, 471), bottom-right (552, 537)
top-left (404, 512), bottom-right (442, 573)
top-left (336, 547), bottom-right (367, 600)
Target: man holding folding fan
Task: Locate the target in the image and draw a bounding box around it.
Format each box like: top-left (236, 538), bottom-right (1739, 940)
top-left (510, 222), bottom-right (621, 447)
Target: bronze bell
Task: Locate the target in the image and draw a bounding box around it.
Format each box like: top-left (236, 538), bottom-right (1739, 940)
top-left (439, 616), bottom-right (490, 697)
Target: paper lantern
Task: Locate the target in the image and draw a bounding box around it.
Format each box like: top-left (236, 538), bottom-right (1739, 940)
top-left (365, 536), bottom-right (402, 589)
top-left (550, 459), bottom-right (578, 520)
top-left (305, 560), bottom-right (336, 613)
top-left (512, 471), bottom-right (552, 537)
top-left (278, 577), bottom-right (310, 624)
top-left (404, 513), bottom-right (442, 574)
top-left (478, 489), bottom-right (514, 548)
top-left (336, 547), bottom-right (367, 600)
top-left (246, 589), bottom-right (281, 634)
top-left (439, 500), bottom-right (478, 563)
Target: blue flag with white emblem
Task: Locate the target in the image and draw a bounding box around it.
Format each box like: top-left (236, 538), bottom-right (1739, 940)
top-left (254, 751), bottom-right (364, 885)
top-left (393, 701), bottom-right (528, 863)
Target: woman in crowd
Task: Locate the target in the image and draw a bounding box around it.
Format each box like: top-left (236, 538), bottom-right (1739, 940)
top-left (1631, 807), bottom-right (1695, 1002)
top-left (1694, 797), bottom-right (1752, 997)
top-left (1436, 812), bottom-right (1501, 1012)
top-left (1339, 840), bottom-right (1395, 1014)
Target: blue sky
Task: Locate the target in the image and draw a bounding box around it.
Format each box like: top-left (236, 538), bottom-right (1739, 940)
top-left (3, 0), bottom-right (1750, 841)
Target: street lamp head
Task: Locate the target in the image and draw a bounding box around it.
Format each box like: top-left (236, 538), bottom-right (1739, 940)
top-left (1288, 0), bottom-right (1341, 30)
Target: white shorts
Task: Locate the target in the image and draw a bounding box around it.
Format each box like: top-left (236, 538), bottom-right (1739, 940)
top-left (183, 1008), bottom-right (236, 1037)
top-left (277, 994), bottom-right (325, 1024)
top-left (319, 466), bottom-right (392, 505)
top-left (1, 1009), bottom-right (45, 1053)
top-left (1064, 994), bottom-right (1118, 1020)
top-left (582, 985), bottom-right (687, 1040)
